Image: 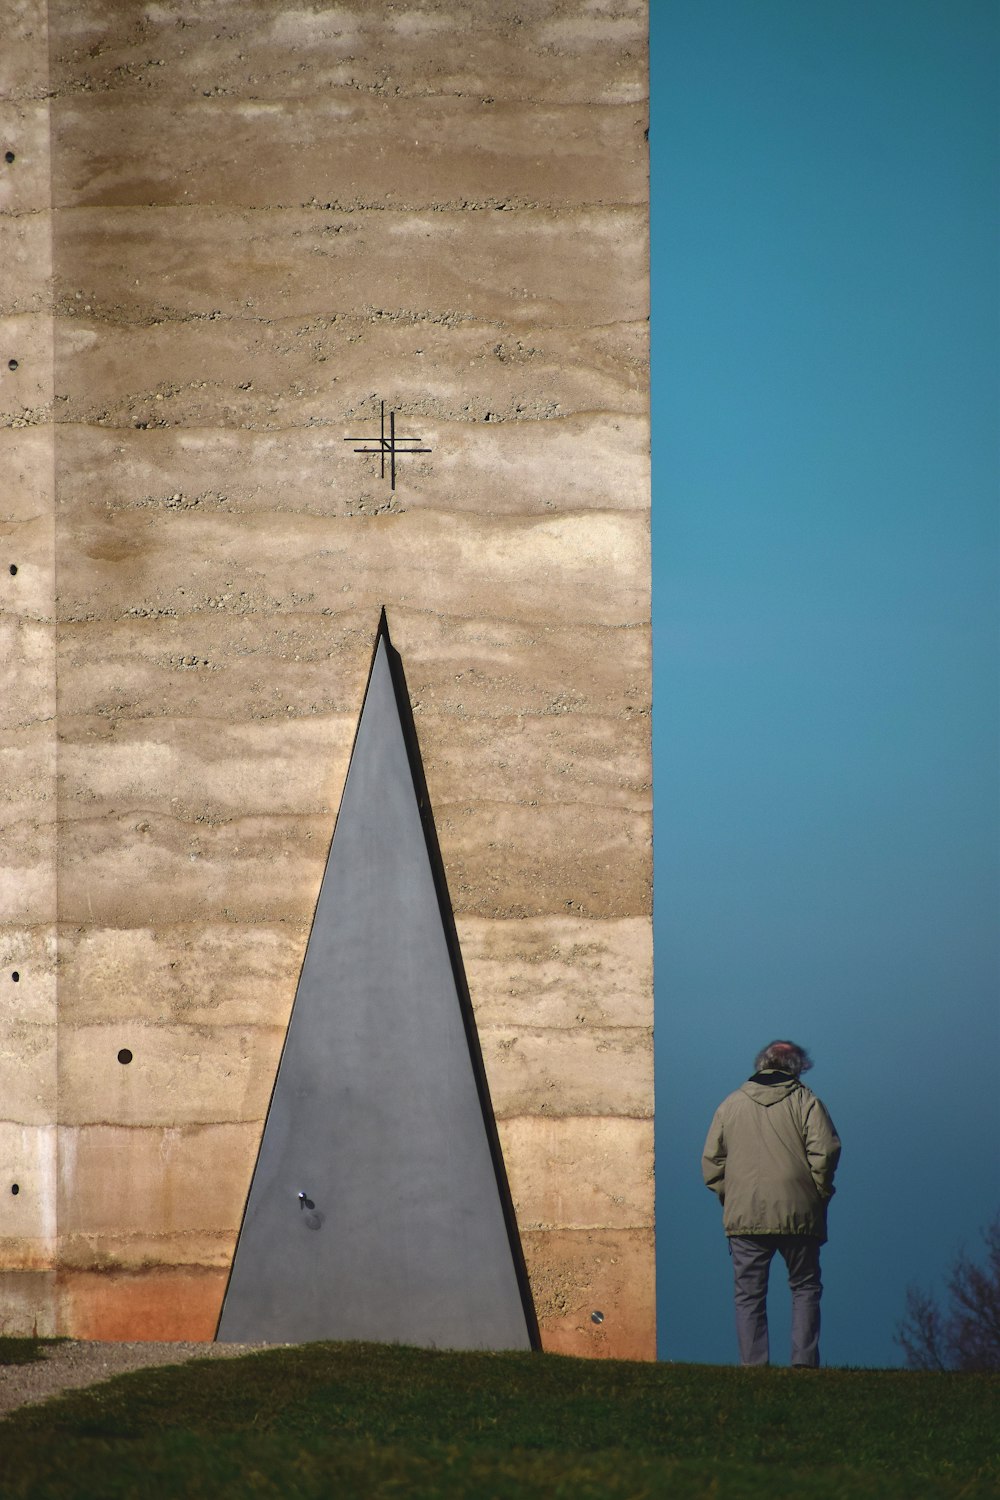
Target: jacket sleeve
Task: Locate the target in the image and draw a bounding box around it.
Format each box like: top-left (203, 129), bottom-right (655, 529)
top-left (701, 1109), bottom-right (727, 1200)
top-left (803, 1095), bottom-right (841, 1200)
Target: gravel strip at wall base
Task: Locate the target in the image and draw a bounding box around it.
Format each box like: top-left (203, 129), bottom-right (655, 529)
top-left (0, 1340), bottom-right (275, 1418)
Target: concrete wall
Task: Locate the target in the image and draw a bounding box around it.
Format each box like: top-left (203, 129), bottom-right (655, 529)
top-left (0, 0), bottom-right (652, 1358)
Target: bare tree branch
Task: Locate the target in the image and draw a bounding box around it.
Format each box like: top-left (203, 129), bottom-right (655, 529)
top-left (895, 1284), bottom-right (947, 1371)
top-left (896, 1215), bottom-right (1000, 1372)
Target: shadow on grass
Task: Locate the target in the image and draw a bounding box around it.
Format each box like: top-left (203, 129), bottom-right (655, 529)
top-left (0, 1341), bottom-right (997, 1498)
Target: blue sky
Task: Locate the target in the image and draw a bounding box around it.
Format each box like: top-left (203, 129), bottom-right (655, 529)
top-left (651, 1), bottom-right (999, 1366)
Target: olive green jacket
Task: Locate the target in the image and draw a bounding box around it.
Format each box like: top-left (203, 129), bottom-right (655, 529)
top-left (702, 1074), bottom-right (841, 1241)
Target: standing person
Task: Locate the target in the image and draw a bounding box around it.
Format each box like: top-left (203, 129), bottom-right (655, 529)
top-left (702, 1040), bottom-right (841, 1368)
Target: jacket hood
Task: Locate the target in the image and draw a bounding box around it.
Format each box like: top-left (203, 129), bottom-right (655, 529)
top-left (740, 1075), bottom-right (801, 1106)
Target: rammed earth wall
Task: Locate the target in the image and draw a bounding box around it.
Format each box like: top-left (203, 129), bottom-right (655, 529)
top-left (0, 0), bottom-right (652, 1358)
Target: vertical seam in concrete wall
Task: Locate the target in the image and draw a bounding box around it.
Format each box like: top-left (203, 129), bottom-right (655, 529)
top-left (45, 0), bottom-right (63, 1332)
top-left (0, 0), bottom-right (58, 1335)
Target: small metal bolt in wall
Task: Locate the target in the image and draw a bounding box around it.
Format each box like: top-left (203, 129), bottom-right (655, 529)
top-left (591, 1310), bottom-right (605, 1324)
top-left (297, 1190), bottom-right (324, 1230)
top-left (117, 1048), bottom-right (133, 1065)
top-left (7, 359), bottom-right (18, 371)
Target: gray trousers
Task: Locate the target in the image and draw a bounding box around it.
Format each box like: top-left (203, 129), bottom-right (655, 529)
top-left (729, 1234), bottom-right (823, 1367)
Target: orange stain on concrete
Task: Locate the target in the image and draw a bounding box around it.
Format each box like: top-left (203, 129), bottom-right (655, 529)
top-left (58, 1269), bottom-right (227, 1343)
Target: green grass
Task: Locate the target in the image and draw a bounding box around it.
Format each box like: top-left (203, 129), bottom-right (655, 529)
top-left (0, 1341), bottom-right (996, 1498)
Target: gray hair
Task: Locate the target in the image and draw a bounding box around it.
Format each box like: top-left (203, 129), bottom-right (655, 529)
top-left (755, 1039), bottom-right (813, 1075)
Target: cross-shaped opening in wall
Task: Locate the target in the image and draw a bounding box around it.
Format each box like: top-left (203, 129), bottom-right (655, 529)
top-left (344, 401), bottom-right (432, 490)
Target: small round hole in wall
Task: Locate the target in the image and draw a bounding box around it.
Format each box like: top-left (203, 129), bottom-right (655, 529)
top-left (4, 152), bottom-right (14, 164)
top-left (9, 565), bottom-right (17, 576)
top-left (11, 971), bottom-right (19, 982)
top-left (7, 359), bottom-right (18, 371)
top-left (117, 1048), bottom-right (133, 1065)
top-left (11, 1184), bottom-right (19, 1195)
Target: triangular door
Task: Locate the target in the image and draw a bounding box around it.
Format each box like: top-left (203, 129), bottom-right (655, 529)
top-left (217, 614), bottom-right (538, 1350)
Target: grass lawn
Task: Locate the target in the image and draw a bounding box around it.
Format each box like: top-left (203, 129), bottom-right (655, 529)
top-left (0, 1339), bottom-right (996, 1498)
